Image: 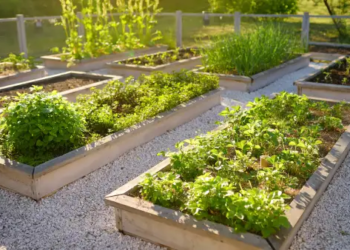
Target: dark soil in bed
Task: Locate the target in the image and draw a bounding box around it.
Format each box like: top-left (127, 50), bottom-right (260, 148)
top-left (120, 48), bottom-right (200, 66)
top-left (0, 77), bottom-right (99, 107)
top-left (310, 57), bottom-right (350, 85)
top-left (309, 45), bottom-right (350, 55)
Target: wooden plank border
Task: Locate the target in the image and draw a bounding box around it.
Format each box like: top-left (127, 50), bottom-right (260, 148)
top-left (0, 65), bottom-right (46, 87)
top-left (193, 54), bottom-right (310, 92)
top-left (105, 124), bottom-right (350, 250)
top-left (0, 88), bottom-right (223, 200)
top-left (107, 48), bottom-right (202, 78)
top-left (294, 55), bottom-right (350, 102)
top-left (0, 71), bottom-right (120, 102)
top-left (41, 46), bottom-right (168, 71)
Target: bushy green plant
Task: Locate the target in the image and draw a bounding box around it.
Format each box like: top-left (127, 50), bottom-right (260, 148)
top-left (140, 172), bottom-right (186, 209)
top-left (77, 70), bottom-right (219, 136)
top-left (201, 25), bottom-right (306, 76)
top-left (0, 53), bottom-right (36, 73)
top-left (139, 92), bottom-right (349, 238)
top-left (54, 0), bottom-right (163, 65)
top-left (0, 86), bottom-right (86, 166)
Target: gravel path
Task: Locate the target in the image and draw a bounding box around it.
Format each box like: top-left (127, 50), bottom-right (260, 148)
top-left (0, 62), bottom-right (340, 250)
top-left (290, 152), bottom-right (350, 250)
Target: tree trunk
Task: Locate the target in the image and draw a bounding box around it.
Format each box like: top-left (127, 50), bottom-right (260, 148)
top-left (323, 0), bottom-right (347, 39)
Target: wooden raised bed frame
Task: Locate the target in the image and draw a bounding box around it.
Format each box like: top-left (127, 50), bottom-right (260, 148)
top-left (193, 54), bottom-right (310, 92)
top-left (0, 64), bottom-right (46, 87)
top-left (107, 49), bottom-right (202, 78)
top-left (0, 71), bottom-right (120, 103)
top-left (0, 88), bottom-right (222, 200)
top-left (105, 124), bottom-right (350, 250)
top-left (295, 55), bottom-right (350, 102)
top-left (41, 46), bottom-right (168, 71)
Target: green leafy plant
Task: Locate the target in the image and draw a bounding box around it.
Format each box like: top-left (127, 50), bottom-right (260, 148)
top-left (0, 86), bottom-right (86, 166)
top-left (55, 0), bottom-right (163, 65)
top-left (342, 77), bottom-right (348, 85)
top-left (122, 48), bottom-right (200, 67)
top-left (200, 25), bottom-right (306, 76)
top-left (77, 70), bottom-right (219, 137)
top-left (140, 172), bottom-right (186, 209)
top-left (139, 92), bottom-right (349, 238)
top-left (0, 53), bottom-right (36, 74)
top-left (323, 71), bottom-right (332, 82)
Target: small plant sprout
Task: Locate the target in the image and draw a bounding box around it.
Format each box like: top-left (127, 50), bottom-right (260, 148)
top-left (121, 48), bottom-right (199, 67)
top-left (342, 77), bottom-right (348, 85)
top-left (323, 71), bottom-right (332, 82)
top-left (335, 59), bottom-right (343, 69)
top-left (346, 58), bottom-right (350, 75)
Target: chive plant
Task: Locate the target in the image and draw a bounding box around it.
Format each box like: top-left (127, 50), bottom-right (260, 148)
top-left (201, 25), bottom-right (306, 77)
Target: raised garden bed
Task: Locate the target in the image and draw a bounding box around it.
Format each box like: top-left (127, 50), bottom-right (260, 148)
top-left (41, 46), bottom-right (168, 72)
top-left (106, 93), bottom-right (350, 250)
top-left (0, 63), bottom-right (46, 88)
top-left (194, 55), bottom-right (310, 92)
top-left (0, 72), bottom-right (222, 200)
top-left (309, 52), bottom-right (344, 62)
top-left (295, 56), bottom-right (350, 102)
top-left (107, 48), bottom-right (202, 78)
top-left (0, 71), bottom-right (119, 105)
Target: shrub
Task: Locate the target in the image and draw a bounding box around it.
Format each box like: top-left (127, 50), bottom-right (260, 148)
top-left (77, 70), bottom-right (219, 136)
top-left (201, 25), bottom-right (306, 76)
top-left (0, 86), bottom-right (86, 166)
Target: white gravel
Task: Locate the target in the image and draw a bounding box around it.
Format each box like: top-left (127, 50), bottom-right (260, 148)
top-left (290, 152), bottom-right (350, 250)
top-left (0, 62), bottom-right (340, 250)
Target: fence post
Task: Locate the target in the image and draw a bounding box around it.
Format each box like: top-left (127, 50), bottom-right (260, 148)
top-left (203, 11), bottom-right (210, 26)
top-left (301, 12), bottom-right (310, 47)
top-left (234, 12), bottom-right (241, 35)
top-left (176, 10), bottom-right (183, 48)
top-left (16, 14), bottom-right (28, 57)
top-left (77, 12), bottom-right (85, 38)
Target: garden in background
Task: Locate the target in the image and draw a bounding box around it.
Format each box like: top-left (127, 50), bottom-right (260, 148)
top-left (0, 0), bottom-right (349, 57)
top-left (0, 0), bottom-right (350, 249)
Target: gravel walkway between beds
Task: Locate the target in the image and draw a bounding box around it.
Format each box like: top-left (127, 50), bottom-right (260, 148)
top-left (0, 63), bottom-right (337, 250)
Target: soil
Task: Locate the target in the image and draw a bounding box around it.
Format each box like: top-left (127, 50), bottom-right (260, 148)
top-left (121, 48), bottom-right (200, 66)
top-left (309, 45), bottom-right (350, 55)
top-left (0, 77), bottom-right (99, 108)
top-left (310, 57), bottom-right (350, 85)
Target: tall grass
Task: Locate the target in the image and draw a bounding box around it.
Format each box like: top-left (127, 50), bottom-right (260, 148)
top-left (201, 25), bottom-right (306, 76)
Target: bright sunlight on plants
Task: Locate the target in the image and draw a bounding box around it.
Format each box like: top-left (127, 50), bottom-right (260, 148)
top-left (53, 0), bottom-right (163, 65)
top-left (0, 53), bottom-right (36, 76)
top-left (0, 71), bottom-right (218, 166)
top-left (0, 86), bottom-right (86, 166)
top-left (201, 25), bottom-right (306, 76)
top-left (139, 92), bottom-right (350, 238)
top-left (77, 70), bottom-right (218, 137)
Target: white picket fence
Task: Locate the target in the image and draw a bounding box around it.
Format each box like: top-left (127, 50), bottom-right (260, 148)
top-left (0, 11), bottom-right (350, 57)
